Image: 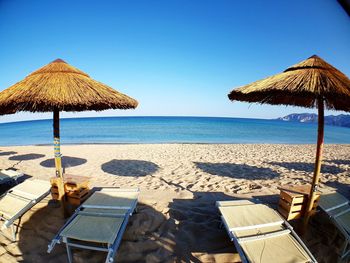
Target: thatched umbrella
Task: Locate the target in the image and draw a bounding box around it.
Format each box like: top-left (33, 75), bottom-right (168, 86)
top-left (228, 55), bottom-right (350, 227)
top-left (0, 59), bottom-right (138, 213)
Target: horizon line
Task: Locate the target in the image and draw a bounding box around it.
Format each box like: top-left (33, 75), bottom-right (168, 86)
top-left (0, 115), bottom-right (277, 125)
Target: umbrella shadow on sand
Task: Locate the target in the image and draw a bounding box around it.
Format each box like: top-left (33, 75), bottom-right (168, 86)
top-left (101, 160), bottom-right (159, 177)
top-left (14, 201), bottom-right (175, 263)
top-left (195, 162), bottom-right (280, 180)
top-left (324, 181), bottom-right (350, 197)
top-left (40, 156), bottom-right (87, 168)
top-left (8, 154), bottom-right (46, 170)
top-left (269, 161), bottom-right (344, 175)
top-left (9, 153), bottom-right (45, 161)
top-left (0, 151), bottom-right (17, 156)
top-left (325, 159), bottom-right (350, 166)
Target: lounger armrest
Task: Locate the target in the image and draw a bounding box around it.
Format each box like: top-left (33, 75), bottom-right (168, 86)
top-left (78, 211), bottom-right (127, 218)
top-left (10, 189), bottom-right (39, 200)
top-left (216, 199), bottom-right (256, 207)
top-left (102, 188), bottom-right (140, 192)
top-left (82, 204), bottom-right (133, 210)
top-left (237, 229), bottom-right (291, 243)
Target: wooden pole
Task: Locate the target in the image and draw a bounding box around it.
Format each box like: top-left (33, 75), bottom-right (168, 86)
top-left (53, 110), bottom-right (62, 178)
top-left (303, 97), bottom-right (324, 230)
top-left (53, 109), bottom-right (67, 216)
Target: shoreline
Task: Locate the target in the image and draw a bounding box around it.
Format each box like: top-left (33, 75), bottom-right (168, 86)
top-left (1, 142), bottom-right (350, 147)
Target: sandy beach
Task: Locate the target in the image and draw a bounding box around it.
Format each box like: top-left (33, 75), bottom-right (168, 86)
top-left (0, 143), bottom-right (349, 262)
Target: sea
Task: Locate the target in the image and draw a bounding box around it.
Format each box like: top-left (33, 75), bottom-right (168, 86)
top-left (0, 116), bottom-right (349, 146)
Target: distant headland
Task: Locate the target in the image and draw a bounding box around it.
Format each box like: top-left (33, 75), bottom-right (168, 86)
top-left (277, 113), bottom-right (350, 128)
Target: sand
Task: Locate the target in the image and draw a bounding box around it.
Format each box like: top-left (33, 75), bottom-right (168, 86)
top-left (0, 144), bottom-right (349, 263)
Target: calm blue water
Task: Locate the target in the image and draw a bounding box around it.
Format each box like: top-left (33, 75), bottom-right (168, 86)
top-left (0, 116), bottom-right (349, 146)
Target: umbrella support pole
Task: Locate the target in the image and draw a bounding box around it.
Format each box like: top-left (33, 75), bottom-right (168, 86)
top-left (303, 99), bottom-right (324, 232)
top-left (53, 110), bottom-right (68, 217)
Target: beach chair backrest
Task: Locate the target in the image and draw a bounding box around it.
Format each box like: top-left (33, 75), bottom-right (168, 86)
top-left (0, 170), bottom-right (23, 183)
top-left (0, 170), bottom-right (22, 178)
top-left (319, 192), bottom-right (349, 212)
top-left (219, 204), bottom-right (284, 231)
top-left (216, 200), bottom-right (256, 207)
top-left (319, 192), bottom-right (350, 260)
top-left (82, 188), bottom-right (139, 211)
top-left (10, 179), bottom-right (51, 200)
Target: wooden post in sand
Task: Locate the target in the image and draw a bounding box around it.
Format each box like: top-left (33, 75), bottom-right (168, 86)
top-left (53, 109), bottom-right (67, 216)
top-left (303, 98), bottom-right (324, 230)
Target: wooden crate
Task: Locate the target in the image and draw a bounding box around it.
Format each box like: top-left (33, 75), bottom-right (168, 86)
top-left (66, 188), bottom-right (90, 206)
top-left (50, 174), bottom-right (90, 192)
top-left (50, 174), bottom-right (91, 206)
top-left (51, 186), bottom-right (90, 205)
top-left (278, 185), bottom-right (320, 221)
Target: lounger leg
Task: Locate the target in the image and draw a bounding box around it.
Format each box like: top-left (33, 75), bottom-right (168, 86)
top-left (340, 240), bottom-right (350, 261)
top-left (66, 243), bottom-right (73, 263)
top-left (11, 225), bottom-right (15, 242)
top-left (15, 217), bottom-right (22, 236)
top-left (106, 248), bottom-right (114, 263)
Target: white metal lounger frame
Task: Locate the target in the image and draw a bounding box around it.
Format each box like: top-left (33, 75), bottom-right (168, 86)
top-left (0, 186), bottom-right (50, 241)
top-left (216, 200), bottom-right (317, 263)
top-left (48, 188), bottom-right (139, 263)
top-left (319, 198), bottom-right (350, 260)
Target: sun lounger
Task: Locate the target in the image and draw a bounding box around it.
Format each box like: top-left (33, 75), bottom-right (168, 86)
top-left (48, 187), bottom-right (140, 263)
top-left (318, 192), bottom-right (350, 260)
top-left (0, 169), bottom-right (24, 185)
top-left (0, 179), bottom-right (51, 240)
top-left (216, 200), bottom-right (317, 263)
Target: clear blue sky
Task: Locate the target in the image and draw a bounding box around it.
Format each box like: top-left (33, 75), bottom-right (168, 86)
top-left (0, 0), bottom-right (349, 123)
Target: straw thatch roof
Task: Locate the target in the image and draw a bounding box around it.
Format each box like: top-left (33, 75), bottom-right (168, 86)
top-left (228, 55), bottom-right (350, 111)
top-left (0, 59), bottom-right (138, 113)
top-left (338, 0), bottom-right (350, 16)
